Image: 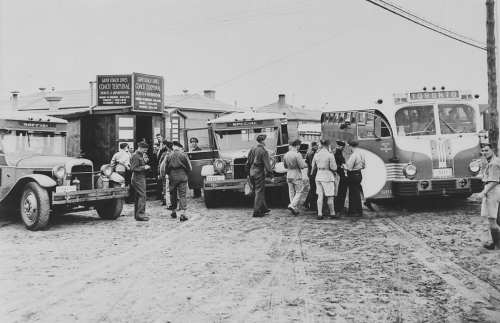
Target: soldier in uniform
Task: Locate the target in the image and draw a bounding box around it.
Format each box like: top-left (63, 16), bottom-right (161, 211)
top-left (130, 142), bottom-right (151, 221)
top-left (165, 141), bottom-right (192, 222)
top-left (189, 137), bottom-right (202, 151)
top-left (311, 139), bottom-right (337, 220)
top-left (333, 140), bottom-right (347, 216)
top-left (344, 140), bottom-right (365, 217)
top-left (283, 139), bottom-right (307, 215)
top-left (477, 144), bottom-right (500, 250)
top-left (245, 134), bottom-right (273, 217)
top-left (304, 141), bottom-right (319, 211)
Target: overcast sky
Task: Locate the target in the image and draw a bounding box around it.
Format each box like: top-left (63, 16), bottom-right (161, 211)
top-left (0, 0), bottom-right (487, 110)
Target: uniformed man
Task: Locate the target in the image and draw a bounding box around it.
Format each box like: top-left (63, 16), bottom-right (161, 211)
top-left (283, 139), bottom-right (307, 215)
top-left (477, 144), bottom-right (500, 250)
top-left (245, 134), bottom-right (273, 217)
top-left (130, 142), bottom-right (151, 221)
top-left (311, 139), bottom-right (337, 220)
top-left (304, 141), bottom-right (319, 211)
top-left (189, 137), bottom-right (202, 151)
top-left (164, 141), bottom-right (192, 222)
top-left (333, 140), bottom-right (347, 216)
top-left (344, 140), bottom-right (365, 217)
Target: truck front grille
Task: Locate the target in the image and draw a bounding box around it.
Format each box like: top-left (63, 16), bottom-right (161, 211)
top-left (70, 165), bottom-right (93, 190)
top-left (233, 158), bottom-right (247, 180)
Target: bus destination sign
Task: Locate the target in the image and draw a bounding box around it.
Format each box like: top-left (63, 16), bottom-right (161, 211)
top-left (408, 90), bottom-right (460, 102)
top-left (228, 121), bottom-right (263, 127)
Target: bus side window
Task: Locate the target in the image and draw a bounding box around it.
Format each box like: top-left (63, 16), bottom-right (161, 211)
top-left (376, 117), bottom-right (391, 138)
top-left (338, 113), bottom-right (344, 124)
top-left (358, 113), bottom-right (374, 138)
top-left (281, 124), bottom-right (288, 144)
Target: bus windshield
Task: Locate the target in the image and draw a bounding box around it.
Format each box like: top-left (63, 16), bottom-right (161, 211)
top-left (438, 104), bottom-right (476, 134)
top-left (395, 105), bottom-right (436, 136)
top-left (214, 127), bottom-right (278, 151)
top-left (0, 130), bottom-right (67, 159)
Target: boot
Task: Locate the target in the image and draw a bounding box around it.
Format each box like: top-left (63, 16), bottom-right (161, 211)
top-left (484, 228), bottom-right (500, 250)
top-left (180, 214), bottom-right (188, 222)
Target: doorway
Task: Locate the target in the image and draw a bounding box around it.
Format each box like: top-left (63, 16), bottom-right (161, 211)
top-left (136, 115), bottom-right (154, 165)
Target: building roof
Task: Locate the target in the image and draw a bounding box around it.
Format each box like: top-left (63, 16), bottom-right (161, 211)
top-left (255, 101), bottom-right (321, 121)
top-left (1, 89), bottom-right (242, 114)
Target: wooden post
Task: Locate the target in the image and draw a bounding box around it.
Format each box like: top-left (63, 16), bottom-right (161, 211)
top-left (487, 0), bottom-right (499, 153)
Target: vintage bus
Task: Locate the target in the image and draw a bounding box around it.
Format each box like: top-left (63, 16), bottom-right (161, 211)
top-left (184, 112), bottom-right (290, 208)
top-left (321, 89), bottom-right (484, 200)
top-left (297, 123), bottom-right (321, 157)
top-left (0, 111), bottom-right (128, 230)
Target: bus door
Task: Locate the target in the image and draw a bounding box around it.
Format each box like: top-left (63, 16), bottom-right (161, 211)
top-left (356, 112), bottom-right (394, 198)
top-left (183, 127), bottom-right (219, 190)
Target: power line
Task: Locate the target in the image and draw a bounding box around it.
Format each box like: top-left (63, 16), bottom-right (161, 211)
top-left (366, 0), bottom-right (486, 51)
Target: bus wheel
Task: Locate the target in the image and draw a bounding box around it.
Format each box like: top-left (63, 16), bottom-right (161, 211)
top-left (20, 182), bottom-right (51, 231)
top-left (280, 185), bottom-right (290, 208)
top-left (204, 189), bottom-right (216, 208)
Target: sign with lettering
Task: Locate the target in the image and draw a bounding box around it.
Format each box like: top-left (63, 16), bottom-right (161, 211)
top-left (228, 121), bottom-right (263, 127)
top-left (408, 91), bottom-right (460, 102)
top-left (133, 73), bottom-right (164, 113)
top-left (19, 121), bottom-right (55, 129)
top-left (97, 75), bottom-right (132, 106)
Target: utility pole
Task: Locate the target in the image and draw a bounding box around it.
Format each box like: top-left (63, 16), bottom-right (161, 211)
top-left (486, 0), bottom-right (499, 153)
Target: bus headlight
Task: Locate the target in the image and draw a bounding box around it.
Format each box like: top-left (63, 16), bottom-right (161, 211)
top-left (270, 158), bottom-right (276, 170)
top-left (403, 163), bottom-right (417, 179)
top-left (52, 165), bottom-right (66, 180)
top-left (100, 164), bottom-right (113, 178)
top-left (213, 159), bottom-right (225, 174)
top-left (469, 161), bottom-right (480, 175)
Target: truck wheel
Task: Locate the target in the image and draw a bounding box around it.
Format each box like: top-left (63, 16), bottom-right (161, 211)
top-left (204, 189), bottom-right (216, 208)
top-left (95, 183), bottom-right (124, 219)
top-left (280, 185), bottom-right (290, 208)
top-left (20, 182), bottom-right (51, 231)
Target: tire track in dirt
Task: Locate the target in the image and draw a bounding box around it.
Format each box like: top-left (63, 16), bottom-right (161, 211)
top-left (1, 212), bottom-right (207, 323)
top-left (375, 218), bottom-right (500, 323)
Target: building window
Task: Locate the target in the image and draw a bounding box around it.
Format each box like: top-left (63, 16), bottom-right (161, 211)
top-left (171, 115), bottom-right (180, 141)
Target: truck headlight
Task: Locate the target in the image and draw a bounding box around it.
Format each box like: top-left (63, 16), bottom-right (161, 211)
top-left (213, 159), bottom-right (225, 174)
top-left (403, 163), bottom-right (417, 179)
top-left (469, 161), bottom-right (480, 175)
top-left (52, 165), bottom-right (66, 180)
top-left (100, 164), bottom-right (113, 178)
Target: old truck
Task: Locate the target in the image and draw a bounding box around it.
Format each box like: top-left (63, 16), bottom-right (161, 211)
top-left (184, 112), bottom-right (291, 208)
top-left (0, 111), bottom-right (128, 230)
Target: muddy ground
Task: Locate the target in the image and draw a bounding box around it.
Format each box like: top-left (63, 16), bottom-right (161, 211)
top-left (1, 184), bottom-right (500, 323)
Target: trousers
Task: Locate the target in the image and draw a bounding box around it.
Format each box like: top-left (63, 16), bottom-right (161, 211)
top-left (250, 168), bottom-right (267, 215)
top-left (131, 172), bottom-right (147, 218)
top-left (169, 170), bottom-right (188, 211)
top-left (347, 171), bottom-right (363, 215)
top-left (334, 173), bottom-right (348, 213)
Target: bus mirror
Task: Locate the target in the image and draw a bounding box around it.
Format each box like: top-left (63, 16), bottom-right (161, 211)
top-left (374, 118), bottom-right (382, 138)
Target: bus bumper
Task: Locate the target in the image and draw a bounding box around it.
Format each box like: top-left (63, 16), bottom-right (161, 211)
top-left (52, 187), bottom-right (129, 205)
top-left (204, 176), bottom-right (287, 191)
top-left (392, 177), bottom-right (483, 196)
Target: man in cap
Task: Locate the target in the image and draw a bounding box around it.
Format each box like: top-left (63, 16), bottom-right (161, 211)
top-left (245, 134), bottom-right (273, 217)
top-left (189, 137), bottom-right (201, 151)
top-left (283, 139), bottom-right (307, 215)
top-left (164, 141), bottom-right (192, 222)
top-left (311, 139), bottom-right (337, 220)
top-left (343, 140), bottom-right (365, 217)
top-left (130, 141), bottom-right (151, 221)
top-left (333, 140), bottom-right (348, 216)
top-left (304, 141), bottom-right (319, 211)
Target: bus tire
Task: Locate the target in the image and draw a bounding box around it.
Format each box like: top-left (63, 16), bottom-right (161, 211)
top-left (280, 185), bottom-right (290, 208)
top-left (204, 189), bottom-right (216, 208)
top-left (20, 182), bottom-right (51, 231)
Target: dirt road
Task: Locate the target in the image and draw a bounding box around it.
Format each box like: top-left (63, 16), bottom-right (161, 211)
top-left (1, 191), bottom-right (500, 322)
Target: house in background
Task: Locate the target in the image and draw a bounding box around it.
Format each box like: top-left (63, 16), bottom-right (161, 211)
top-left (255, 94), bottom-right (321, 141)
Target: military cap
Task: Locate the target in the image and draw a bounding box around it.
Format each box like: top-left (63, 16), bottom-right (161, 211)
top-left (190, 137), bottom-right (199, 143)
top-left (311, 141), bottom-right (318, 147)
top-left (291, 139), bottom-right (301, 147)
top-left (336, 140), bottom-right (346, 147)
top-left (256, 134), bottom-right (267, 142)
top-left (172, 141), bottom-right (183, 148)
top-left (347, 140), bottom-right (359, 147)
top-left (138, 142), bottom-right (149, 148)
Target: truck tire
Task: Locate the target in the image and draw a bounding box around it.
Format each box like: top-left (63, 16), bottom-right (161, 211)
top-left (20, 182), bottom-right (51, 231)
top-left (95, 198), bottom-right (124, 220)
top-left (95, 183), bottom-right (124, 219)
top-left (204, 189), bottom-right (216, 208)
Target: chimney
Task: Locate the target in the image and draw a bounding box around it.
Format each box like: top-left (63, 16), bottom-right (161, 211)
top-left (44, 87), bottom-right (63, 110)
top-left (204, 90), bottom-right (215, 99)
top-left (39, 87), bottom-right (46, 93)
top-left (11, 91), bottom-right (19, 111)
top-left (183, 89), bottom-right (188, 96)
top-left (278, 94), bottom-right (286, 109)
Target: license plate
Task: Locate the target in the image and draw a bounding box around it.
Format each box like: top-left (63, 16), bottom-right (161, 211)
top-left (56, 186), bottom-right (77, 193)
top-left (206, 175), bottom-right (225, 181)
top-left (432, 168), bottom-right (453, 178)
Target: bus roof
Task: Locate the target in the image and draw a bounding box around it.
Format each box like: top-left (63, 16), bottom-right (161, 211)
top-left (0, 110), bottom-right (68, 124)
top-left (208, 111), bottom-right (286, 125)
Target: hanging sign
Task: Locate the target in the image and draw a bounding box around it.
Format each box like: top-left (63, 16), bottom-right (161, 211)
top-left (97, 75), bottom-right (132, 106)
top-left (133, 73), bottom-right (164, 113)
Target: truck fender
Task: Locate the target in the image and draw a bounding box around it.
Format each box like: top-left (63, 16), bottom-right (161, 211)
top-left (0, 174), bottom-right (56, 204)
top-left (201, 165), bottom-right (215, 177)
top-left (109, 172), bottom-right (125, 184)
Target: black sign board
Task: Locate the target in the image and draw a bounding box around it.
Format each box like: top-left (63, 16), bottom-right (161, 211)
top-left (97, 75), bottom-right (132, 106)
top-left (133, 73), bottom-right (164, 113)
top-left (228, 121), bottom-right (263, 127)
